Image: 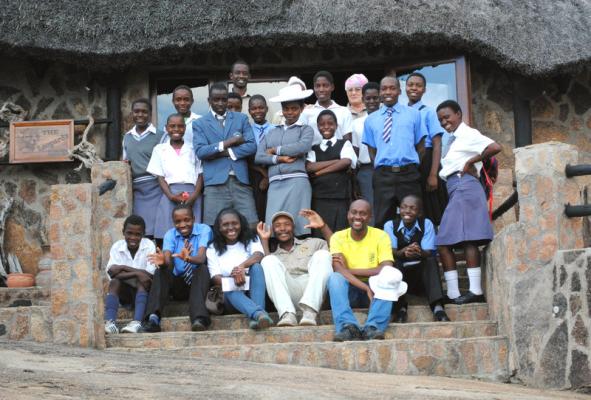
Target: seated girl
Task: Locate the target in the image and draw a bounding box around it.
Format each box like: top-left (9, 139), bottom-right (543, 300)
top-left (435, 100), bottom-right (502, 305)
top-left (207, 208), bottom-right (273, 329)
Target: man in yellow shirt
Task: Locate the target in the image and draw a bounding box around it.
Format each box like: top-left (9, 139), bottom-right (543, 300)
top-left (328, 199), bottom-right (403, 341)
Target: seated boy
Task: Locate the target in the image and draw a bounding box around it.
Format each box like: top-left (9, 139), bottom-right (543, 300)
top-left (104, 215), bottom-right (156, 334)
top-left (383, 194), bottom-right (450, 322)
top-left (144, 204), bottom-right (212, 332)
top-left (327, 200), bottom-right (407, 341)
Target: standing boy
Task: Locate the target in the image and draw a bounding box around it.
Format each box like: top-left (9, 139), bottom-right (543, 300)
top-left (144, 204), bottom-right (212, 332)
top-left (362, 76), bottom-right (426, 228)
top-left (161, 85), bottom-right (201, 145)
top-left (122, 99), bottom-right (164, 238)
top-left (229, 60), bottom-right (251, 112)
top-left (351, 82), bottom-right (380, 218)
top-left (383, 194), bottom-right (450, 322)
top-left (327, 200), bottom-right (407, 341)
top-left (228, 92), bottom-right (244, 113)
top-left (104, 215), bottom-right (156, 334)
top-left (301, 70), bottom-right (354, 144)
top-left (406, 72), bottom-right (448, 225)
top-left (248, 95), bottom-right (273, 221)
top-left (193, 82), bottom-right (258, 227)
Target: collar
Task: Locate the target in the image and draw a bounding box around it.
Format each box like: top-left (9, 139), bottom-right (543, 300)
top-left (117, 238), bottom-right (151, 255)
top-left (276, 237), bottom-right (304, 253)
top-left (451, 122), bottom-right (469, 136)
top-left (396, 220), bottom-right (422, 233)
top-left (409, 100), bottom-right (424, 109)
top-left (211, 109), bottom-right (227, 120)
top-left (313, 100), bottom-right (340, 110)
top-left (166, 141), bottom-right (191, 154)
top-left (253, 121), bottom-right (271, 130)
top-left (174, 223), bottom-right (203, 239)
top-left (347, 104), bottom-right (366, 115)
top-left (282, 121), bottom-right (303, 129)
top-left (127, 123), bottom-right (157, 137)
top-left (186, 112), bottom-right (200, 123)
top-left (380, 102), bottom-right (401, 115)
top-left (321, 137), bottom-right (337, 146)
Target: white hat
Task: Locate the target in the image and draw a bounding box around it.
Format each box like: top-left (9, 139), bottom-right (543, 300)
top-left (269, 84), bottom-right (313, 103)
top-left (287, 76), bottom-right (307, 90)
top-left (369, 266), bottom-right (408, 302)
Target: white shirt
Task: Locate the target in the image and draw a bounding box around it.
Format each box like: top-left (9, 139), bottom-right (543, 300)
top-left (439, 122), bottom-right (494, 181)
top-left (122, 123), bottom-right (157, 160)
top-left (106, 238), bottom-right (156, 279)
top-left (351, 116), bottom-right (371, 164)
top-left (161, 112), bottom-right (201, 145)
top-left (306, 137), bottom-right (358, 168)
top-left (206, 238), bottom-right (264, 277)
top-left (146, 142), bottom-right (202, 185)
top-left (301, 101), bottom-right (354, 145)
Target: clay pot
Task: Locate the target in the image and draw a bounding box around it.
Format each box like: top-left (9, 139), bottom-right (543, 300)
top-left (6, 273), bottom-right (35, 288)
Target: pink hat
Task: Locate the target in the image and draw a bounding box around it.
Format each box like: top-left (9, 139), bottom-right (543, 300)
top-left (345, 73), bottom-right (369, 90)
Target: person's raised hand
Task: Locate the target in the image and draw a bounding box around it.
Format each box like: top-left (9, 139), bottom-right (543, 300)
top-left (256, 222), bottom-right (272, 241)
top-left (148, 247), bottom-right (165, 267)
top-left (299, 209), bottom-right (325, 230)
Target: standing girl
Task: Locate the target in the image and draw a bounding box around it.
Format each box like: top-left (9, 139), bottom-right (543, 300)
top-left (207, 208), bottom-right (273, 329)
top-left (435, 100), bottom-right (501, 305)
top-left (147, 113), bottom-right (203, 241)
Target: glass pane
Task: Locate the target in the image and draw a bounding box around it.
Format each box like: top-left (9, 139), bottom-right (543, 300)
top-left (397, 63), bottom-right (457, 110)
top-left (237, 79), bottom-right (289, 122)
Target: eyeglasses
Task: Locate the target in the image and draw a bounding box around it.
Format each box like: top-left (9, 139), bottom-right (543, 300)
top-left (346, 87), bottom-right (362, 93)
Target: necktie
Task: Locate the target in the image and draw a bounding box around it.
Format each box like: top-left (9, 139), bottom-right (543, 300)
top-left (325, 140), bottom-right (333, 149)
top-left (403, 226), bottom-right (417, 243)
top-left (442, 135), bottom-right (456, 158)
top-left (258, 126), bottom-right (265, 142)
top-left (382, 107), bottom-right (393, 143)
top-left (182, 261), bottom-right (193, 285)
top-left (216, 115), bottom-right (225, 128)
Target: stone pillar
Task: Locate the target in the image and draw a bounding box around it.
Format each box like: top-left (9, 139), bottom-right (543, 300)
top-left (49, 184), bottom-right (105, 349)
top-left (91, 161), bottom-right (132, 271)
top-left (486, 141), bottom-right (590, 389)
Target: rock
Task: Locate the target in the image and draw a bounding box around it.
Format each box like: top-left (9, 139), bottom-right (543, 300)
top-left (571, 272), bottom-right (581, 292)
top-left (537, 322), bottom-right (568, 388)
top-left (552, 293), bottom-right (567, 318)
top-left (559, 104), bottom-right (569, 122)
top-left (572, 315), bottom-right (588, 347)
top-left (18, 179), bottom-right (36, 205)
top-left (569, 350), bottom-right (591, 389)
top-left (567, 82), bottom-right (591, 115)
top-left (532, 121), bottom-right (568, 144)
top-left (531, 96), bottom-right (554, 119)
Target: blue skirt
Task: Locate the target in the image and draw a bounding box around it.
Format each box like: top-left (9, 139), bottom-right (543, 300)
top-left (153, 183), bottom-right (203, 239)
top-left (435, 174), bottom-right (493, 247)
top-left (132, 179), bottom-right (162, 236)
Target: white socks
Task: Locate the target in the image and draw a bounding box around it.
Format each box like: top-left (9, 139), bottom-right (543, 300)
top-left (467, 267), bottom-right (483, 295)
top-left (444, 270), bottom-right (460, 299)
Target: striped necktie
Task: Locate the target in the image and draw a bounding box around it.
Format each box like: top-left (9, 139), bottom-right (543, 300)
top-left (182, 261), bottom-right (193, 285)
top-left (257, 126), bottom-right (266, 142)
top-left (382, 107), bottom-right (393, 143)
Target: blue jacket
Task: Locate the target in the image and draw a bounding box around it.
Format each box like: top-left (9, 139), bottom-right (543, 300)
top-left (193, 111), bottom-right (256, 186)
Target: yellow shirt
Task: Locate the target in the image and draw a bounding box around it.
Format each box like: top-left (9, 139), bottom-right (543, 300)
top-left (330, 227), bottom-right (394, 272)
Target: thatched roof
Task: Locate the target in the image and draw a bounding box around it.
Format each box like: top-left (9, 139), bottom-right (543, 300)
top-left (1, 0), bottom-right (590, 76)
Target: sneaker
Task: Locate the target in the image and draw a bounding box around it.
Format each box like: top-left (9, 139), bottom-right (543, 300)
top-left (362, 325), bottom-right (385, 341)
top-left (299, 309), bottom-right (317, 326)
top-left (333, 324), bottom-right (362, 342)
top-left (121, 320), bottom-right (142, 333)
top-left (104, 320), bottom-right (119, 334)
top-left (249, 312), bottom-right (274, 330)
top-left (277, 312), bottom-right (297, 327)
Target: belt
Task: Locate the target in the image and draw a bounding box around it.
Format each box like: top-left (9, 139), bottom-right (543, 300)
top-left (380, 164), bottom-right (417, 173)
top-left (446, 171), bottom-right (461, 179)
top-left (359, 163), bottom-right (373, 169)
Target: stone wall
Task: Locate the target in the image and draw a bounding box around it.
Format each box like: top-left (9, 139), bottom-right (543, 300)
top-left (0, 56), bottom-right (107, 278)
top-left (486, 142), bottom-right (590, 390)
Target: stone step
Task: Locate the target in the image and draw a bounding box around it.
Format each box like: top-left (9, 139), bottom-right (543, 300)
top-left (0, 305), bottom-right (52, 342)
top-left (106, 320), bottom-right (497, 348)
top-left (108, 335), bottom-right (510, 381)
top-left (0, 287), bottom-right (51, 308)
top-left (117, 303), bottom-right (489, 331)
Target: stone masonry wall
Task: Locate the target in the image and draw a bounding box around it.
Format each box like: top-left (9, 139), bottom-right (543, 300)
top-left (0, 56), bottom-right (107, 278)
top-left (486, 142), bottom-right (590, 390)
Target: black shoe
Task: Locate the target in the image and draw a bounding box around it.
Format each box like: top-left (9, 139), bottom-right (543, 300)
top-left (395, 308), bottom-right (408, 323)
top-left (434, 310), bottom-right (451, 322)
top-left (362, 326), bottom-right (385, 341)
top-left (333, 324), bottom-right (362, 342)
top-left (191, 318), bottom-right (208, 332)
top-left (453, 291), bottom-right (485, 305)
top-left (142, 320), bottom-right (161, 333)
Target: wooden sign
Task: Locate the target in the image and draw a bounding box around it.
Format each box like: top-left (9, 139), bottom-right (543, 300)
top-left (9, 120), bottom-right (74, 163)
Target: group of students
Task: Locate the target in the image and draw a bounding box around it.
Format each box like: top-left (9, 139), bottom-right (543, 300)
top-left (105, 60), bottom-right (501, 341)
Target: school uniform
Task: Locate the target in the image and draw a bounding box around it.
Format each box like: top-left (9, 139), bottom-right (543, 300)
top-left (160, 112), bottom-right (201, 145)
top-left (436, 122), bottom-right (495, 247)
top-left (146, 141), bottom-right (203, 239)
top-left (411, 101), bottom-right (448, 225)
top-left (194, 110), bottom-right (258, 225)
top-left (307, 137), bottom-right (357, 236)
top-left (362, 103), bottom-right (427, 228)
top-left (249, 121), bottom-right (273, 220)
top-left (352, 115), bottom-right (374, 221)
top-left (122, 124), bottom-right (163, 236)
top-left (255, 122), bottom-right (314, 236)
top-left (206, 238), bottom-right (266, 320)
top-left (301, 101), bottom-right (354, 145)
top-left (145, 224), bottom-right (212, 325)
top-left (383, 217), bottom-right (444, 308)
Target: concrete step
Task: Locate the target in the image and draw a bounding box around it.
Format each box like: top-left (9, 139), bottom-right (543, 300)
top-left (0, 305), bottom-right (52, 342)
top-left (106, 320), bottom-right (497, 348)
top-left (109, 335), bottom-right (510, 381)
top-left (0, 287), bottom-right (51, 307)
top-left (117, 302), bottom-right (489, 328)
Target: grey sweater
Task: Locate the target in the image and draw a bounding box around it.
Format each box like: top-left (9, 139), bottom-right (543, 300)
top-left (255, 124), bottom-right (314, 182)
